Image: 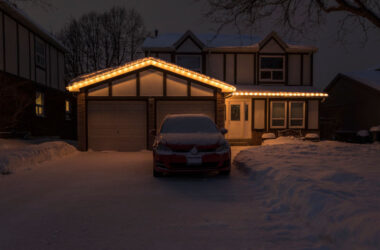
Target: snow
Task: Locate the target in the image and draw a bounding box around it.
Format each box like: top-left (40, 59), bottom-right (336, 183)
top-left (370, 125), bottom-right (380, 132)
top-left (262, 133), bottom-right (276, 139)
top-left (305, 133), bottom-right (320, 139)
top-left (0, 139), bottom-right (77, 174)
top-left (357, 130), bottom-right (370, 137)
top-left (344, 68), bottom-right (380, 92)
top-left (234, 137), bottom-right (380, 249)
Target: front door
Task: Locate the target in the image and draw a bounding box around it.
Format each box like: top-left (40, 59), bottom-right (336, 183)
top-left (225, 99), bottom-right (251, 139)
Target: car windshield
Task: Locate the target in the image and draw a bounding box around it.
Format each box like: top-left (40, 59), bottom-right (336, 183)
top-left (160, 116), bottom-right (219, 134)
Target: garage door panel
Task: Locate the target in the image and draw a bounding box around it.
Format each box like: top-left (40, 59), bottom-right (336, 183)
top-left (156, 101), bottom-right (215, 129)
top-left (88, 101), bottom-right (147, 151)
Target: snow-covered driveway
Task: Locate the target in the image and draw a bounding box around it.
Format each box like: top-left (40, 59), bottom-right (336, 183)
top-left (0, 140), bottom-right (379, 250)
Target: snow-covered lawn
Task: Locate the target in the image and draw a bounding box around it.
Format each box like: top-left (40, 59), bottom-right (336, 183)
top-left (0, 139), bottom-right (78, 174)
top-left (235, 137), bottom-right (380, 249)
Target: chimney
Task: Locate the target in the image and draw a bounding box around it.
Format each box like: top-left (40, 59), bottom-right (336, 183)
top-left (154, 29), bottom-right (159, 38)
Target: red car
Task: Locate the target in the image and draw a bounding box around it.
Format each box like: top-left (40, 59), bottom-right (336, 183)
top-left (152, 114), bottom-right (231, 177)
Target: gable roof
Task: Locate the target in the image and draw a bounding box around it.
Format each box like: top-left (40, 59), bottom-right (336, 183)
top-left (325, 67), bottom-right (380, 93)
top-left (0, 0), bottom-right (67, 52)
top-left (142, 32), bottom-right (261, 49)
top-left (142, 31), bottom-right (317, 52)
top-left (68, 57), bottom-right (236, 93)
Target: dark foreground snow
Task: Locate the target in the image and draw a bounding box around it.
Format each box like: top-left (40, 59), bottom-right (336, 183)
top-left (235, 137), bottom-right (380, 249)
top-left (0, 139), bottom-right (379, 249)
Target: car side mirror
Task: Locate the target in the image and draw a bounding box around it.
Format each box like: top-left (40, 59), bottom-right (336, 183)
top-left (220, 128), bottom-right (228, 135)
top-left (150, 129), bottom-right (157, 136)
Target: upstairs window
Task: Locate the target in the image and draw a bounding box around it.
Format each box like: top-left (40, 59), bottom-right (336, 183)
top-left (65, 100), bottom-right (71, 120)
top-left (36, 91), bottom-right (45, 117)
top-left (35, 39), bottom-right (46, 68)
top-left (289, 101), bottom-right (305, 128)
top-left (270, 101), bottom-right (286, 128)
top-left (260, 56), bottom-right (284, 82)
top-left (176, 55), bottom-right (202, 72)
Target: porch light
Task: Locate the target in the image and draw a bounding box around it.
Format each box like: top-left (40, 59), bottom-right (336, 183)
top-left (67, 57), bottom-right (236, 93)
top-left (232, 92), bottom-right (328, 97)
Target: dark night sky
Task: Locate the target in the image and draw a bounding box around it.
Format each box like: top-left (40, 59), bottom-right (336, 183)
top-left (17, 0), bottom-right (380, 89)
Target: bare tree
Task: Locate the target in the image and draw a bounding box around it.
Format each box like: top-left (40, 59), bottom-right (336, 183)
top-left (58, 6), bottom-right (147, 81)
top-left (204, 0), bottom-right (380, 40)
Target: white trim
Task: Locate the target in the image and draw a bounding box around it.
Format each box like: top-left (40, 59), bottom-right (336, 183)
top-left (270, 101), bottom-right (287, 129)
top-left (259, 55), bottom-right (285, 82)
top-left (175, 54), bottom-right (202, 72)
top-left (289, 101), bottom-right (305, 128)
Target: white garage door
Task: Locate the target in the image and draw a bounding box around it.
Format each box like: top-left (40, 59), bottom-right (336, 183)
top-left (88, 101), bottom-right (147, 151)
top-left (156, 100), bottom-right (215, 129)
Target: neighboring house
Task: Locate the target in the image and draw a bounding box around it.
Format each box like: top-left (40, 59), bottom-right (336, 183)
top-left (0, 1), bottom-right (75, 138)
top-left (68, 31), bottom-right (327, 152)
top-left (321, 67), bottom-right (380, 140)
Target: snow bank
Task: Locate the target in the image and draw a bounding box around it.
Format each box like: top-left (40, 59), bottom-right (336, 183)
top-left (262, 133), bottom-right (276, 140)
top-left (305, 133), bottom-right (320, 140)
top-left (234, 138), bottom-right (380, 249)
top-left (0, 140), bottom-right (77, 174)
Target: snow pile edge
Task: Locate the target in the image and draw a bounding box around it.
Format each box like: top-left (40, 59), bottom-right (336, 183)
top-left (0, 141), bottom-right (78, 174)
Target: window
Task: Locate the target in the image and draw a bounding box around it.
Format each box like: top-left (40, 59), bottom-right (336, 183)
top-left (176, 55), bottom-right (202, 72)
top-left (35, 39), bottom-right (46, 68)
top-left (260, 56), bottom-right (285, 81)
top-left (35, 91), bottom-right (45, 117)
top-left (289, 101), bottom-right (305, 128)
top-left (230, 104), bottom-right (240, 121)
top-left (270, 101), bottom-right (286, 128)
top-left (65, 100), bottom-right (71, 120)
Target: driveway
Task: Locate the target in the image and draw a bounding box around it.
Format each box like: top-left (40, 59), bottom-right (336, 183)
top-left (0, 147), bottom-right (270, 250)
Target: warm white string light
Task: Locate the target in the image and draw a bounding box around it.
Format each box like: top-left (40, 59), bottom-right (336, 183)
top-left (67, 57), bottom-right (236, 93)
top-left (232, 92), bottom-right (328, 97)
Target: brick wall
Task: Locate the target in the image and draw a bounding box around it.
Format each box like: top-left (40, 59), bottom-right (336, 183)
top-left (216, 91), bottom-right (225, 129)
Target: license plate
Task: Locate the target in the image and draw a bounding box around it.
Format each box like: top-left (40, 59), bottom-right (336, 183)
top-left (186, 156), bottom-right (202, 165)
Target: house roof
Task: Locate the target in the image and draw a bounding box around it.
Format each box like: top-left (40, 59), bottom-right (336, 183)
top-left (233, 85), bottom-right (328, 97)
top-left (343, 69), bottom-right (380, 92)
top-left (0, 0), bottom-right (67, 52)
top-left (143, 31), bottom-right (261, 49)
top-left (68, 57), bottom-right (236, 93)
top-left (142, 30), bottom-right (317, 52)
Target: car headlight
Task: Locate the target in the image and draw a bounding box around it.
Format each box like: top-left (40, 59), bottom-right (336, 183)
top-left (156, 143), bottom-right (172, 152)
top-left (216, 142), bottom-right (230, 152)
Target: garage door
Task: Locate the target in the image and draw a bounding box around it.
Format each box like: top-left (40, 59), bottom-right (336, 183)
top-left (156, 100), bottom-right (215, 129)
top-left (88, 101), bottom-right (147, 151)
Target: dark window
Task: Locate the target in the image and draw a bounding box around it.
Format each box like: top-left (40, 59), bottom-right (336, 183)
top-left (231, 105), bottom-right (240, 121)
top-left (35, 39), bottom-right (46, 68)
top-left (260, 56), bottom-right (285, 81)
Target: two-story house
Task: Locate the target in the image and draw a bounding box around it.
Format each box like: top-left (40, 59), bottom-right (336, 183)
top-left (0, 1), bottom-right (75, 138)
top-left (67, 30), bottom-right (327, 151)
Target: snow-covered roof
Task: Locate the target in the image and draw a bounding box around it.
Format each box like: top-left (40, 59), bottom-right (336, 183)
top-left (142, 30), bottom-right (317, 52)
top-left (343, 68), bottom-right (380, 92)
top-left (0, 0), bottom-right (67, 52)
top-left (143, 33), bottom-right (261, 48)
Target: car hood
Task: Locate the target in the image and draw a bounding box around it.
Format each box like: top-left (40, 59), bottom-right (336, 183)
top-left (159, 133), bottom-right (225, 147)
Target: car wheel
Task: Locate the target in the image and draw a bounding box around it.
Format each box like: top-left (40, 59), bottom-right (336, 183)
top-left (220, 169), bottom-right (231, 176)
top-left (153, 168), bottom-right (163, 177)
